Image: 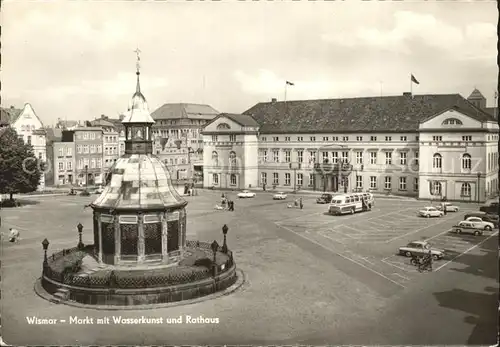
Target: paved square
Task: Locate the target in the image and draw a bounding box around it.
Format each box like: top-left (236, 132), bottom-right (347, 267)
top-left (0, 191), bottom-right (496, 345)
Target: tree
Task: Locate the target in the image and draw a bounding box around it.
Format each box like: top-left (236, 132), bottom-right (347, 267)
top-left (0, 127), bottom-right (42, 200)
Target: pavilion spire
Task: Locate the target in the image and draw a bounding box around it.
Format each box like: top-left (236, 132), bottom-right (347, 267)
top-left (134, 47), bottom-right (142, 94)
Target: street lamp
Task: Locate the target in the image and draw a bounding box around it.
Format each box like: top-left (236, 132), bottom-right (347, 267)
top-left (77, 222), bottom-right (84, 249)
top-left (477, 172), bottom-right (481, 204)
top-left (222, 224), bottom-right (229, 253)
top-left (42, 238), bottom-right (50, 273)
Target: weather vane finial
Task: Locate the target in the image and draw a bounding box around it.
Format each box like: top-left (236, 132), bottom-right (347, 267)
top-left (134, 47), bottom-right (141, 74)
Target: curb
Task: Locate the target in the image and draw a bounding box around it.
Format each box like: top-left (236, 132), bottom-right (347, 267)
top-left (34, 268), bottom-right (246, 311)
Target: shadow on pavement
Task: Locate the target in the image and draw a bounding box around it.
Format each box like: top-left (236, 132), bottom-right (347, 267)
top-left (433, 286), bottom-right (498, 345)
top-left (446, 250), bottom-right (498, 281)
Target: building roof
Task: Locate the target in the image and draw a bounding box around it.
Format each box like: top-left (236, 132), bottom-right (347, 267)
top-left (0, 107), bottom-right (22, 125)
top-left (56, 120), bottom-right (79, 129)
top-left (468, 88), bottom-right (486, 100)
top-left (151, 103), bottom-right (219, 121)
top-left (242, 93), bottom-right (495, 133)
top-left (45, 128), bottom-right (63, 143)
top-left (90, 118), bottom-right (116, 128)
top-left (73, 127), bottom-right (104, 131)
top-left (91, 154), bottom-right (187, 211)
top-left (484, 107), bottom-right (497, 118)
top-left (219, 113), bottom-right (260, 127)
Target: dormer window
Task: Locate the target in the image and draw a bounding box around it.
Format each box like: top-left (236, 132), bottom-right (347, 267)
top-left (216, 123), bottom-right (230, 130)
top-left (442, 118), bottom-right (463, 125)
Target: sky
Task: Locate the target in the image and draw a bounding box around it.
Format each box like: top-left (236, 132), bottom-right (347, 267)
top-left (1, 0), bottom-right (498, 126)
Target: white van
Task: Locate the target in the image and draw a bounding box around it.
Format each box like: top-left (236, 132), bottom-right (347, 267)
top-left (328, 192), bottom-right (374, 215)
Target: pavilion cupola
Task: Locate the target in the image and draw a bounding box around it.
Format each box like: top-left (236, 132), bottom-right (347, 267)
top-left (121, 48), bottom-right (156, 155)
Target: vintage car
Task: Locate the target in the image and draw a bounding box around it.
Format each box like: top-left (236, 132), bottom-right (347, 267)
top-left (464, 212), bottom-right (499, 227)
top-left (273, 192), bottom-right (288, 200)
top-left (398, 241), bottom-right (445, 260)
top-left (450, 221), bottom-right (484, 236)
top-left (479, 202), bottom-right (499, 215)
top-left (437, 202), bottom-right (459, 212)
top-left (462, 217), bottom-right (494, 230)
top-left (237, 190), bottom-right (256, 198)
top-left (418, 206), bottom-right (444, 218)
top-left (316, 193), bottom-right (333, 204)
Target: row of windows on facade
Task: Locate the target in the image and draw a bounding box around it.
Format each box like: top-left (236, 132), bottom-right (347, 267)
top-left (73, 144), bottom-right (125, 155)
top-left (162, 158), bottom-right (188, 165)
top-left (260, 135), bottom-right (419, 143)
top-left (19, 125), bottom-right (38, 132)
top-left (76, 132), bottom-right (102, 140)
top-left (58, 159), bottom-right (104, 171)
top-left (212, 149), bottom-right (418, 166)
top-left (78, 158), bottom-right (102, 170)
top-left (104, 135), bottom-right (119, 143)
top-left (210, 135), bottom-right (237, 142)
top-left (154, 119), bottom-right (206, 126)
top-left (432, 153), bottom-right (499, 170)
top-left (258, 134), bottom-right (493, 143)
top-left (153, 129), bottom-right (200, 138)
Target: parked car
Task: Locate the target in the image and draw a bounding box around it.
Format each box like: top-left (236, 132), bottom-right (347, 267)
top-left (451, 221), bottom-right (484, 236)
top-left (316, 193), bottom-right (333, 204)
top-left (237, 190), bottom-right (256, 198)
top-left (418, 206), bottom-right (444, 218)
top-left (437, 202), bottom-right (459, 212)
top-left (479, 202), bottom-right (499, 215)
top-left (398, 240), bottom-right (445, 260)
top-left (464, 212), bottom-right (499, 227)
top-left (462, 217), bottom-right (494, 230)
top-left (273, 192), bottom-right (287, 200)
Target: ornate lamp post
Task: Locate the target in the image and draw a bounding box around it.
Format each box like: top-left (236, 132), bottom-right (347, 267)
top-left (210, 240), bottom-right (219, 277)
top-left (42, 238), bottom-right (49, 273)
top-left (77, 222), bottom-right (84, 249)
top-left (222, 224), bottom-right (229, 253)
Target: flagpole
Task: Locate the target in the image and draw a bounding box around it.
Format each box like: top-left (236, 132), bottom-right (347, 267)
top-left (410, 73), bottom-right (412, 97)
top-left (284, 83), bottom-right (287, 103)
top-left (494, 91), bottom-right (498, 119)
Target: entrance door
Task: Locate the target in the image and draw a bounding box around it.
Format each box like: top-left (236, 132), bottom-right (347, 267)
top-left (332, 176), bottom-right (339, 192)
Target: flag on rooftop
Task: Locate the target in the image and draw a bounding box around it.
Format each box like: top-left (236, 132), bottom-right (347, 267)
top-left (411, 74), bottom-right (420, 85)
top-left (286, 81), bottom-right (295, 86)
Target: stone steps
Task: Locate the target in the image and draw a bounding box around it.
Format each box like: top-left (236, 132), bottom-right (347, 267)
top-left (53, 288), bottom-right (70, 301)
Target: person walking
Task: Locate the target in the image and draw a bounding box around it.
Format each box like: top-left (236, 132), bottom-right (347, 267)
top-left (299, 197), bottom-right (303, 210)
top-left (9, 228), bottom-right (20, 243)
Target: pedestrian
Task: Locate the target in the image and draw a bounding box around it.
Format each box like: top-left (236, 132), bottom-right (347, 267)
top-left (9, 228), bottom-right (20, 243)
top-left (231, 200), bottom-right (235, 211)
top-left (299, 197), bottom-right (303, 210)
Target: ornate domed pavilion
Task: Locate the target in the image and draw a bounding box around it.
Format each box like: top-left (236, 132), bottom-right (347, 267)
top-left (90, 53), bottom-right (187, 266)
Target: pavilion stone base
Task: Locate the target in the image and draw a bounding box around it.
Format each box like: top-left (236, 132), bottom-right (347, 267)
top-left (40, 264), bottom-right (237, 306)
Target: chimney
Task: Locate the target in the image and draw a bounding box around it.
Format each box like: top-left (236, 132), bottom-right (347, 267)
top-left (271, 98), bottom-right (277, 103)
top-left (10, 106), bottom-right (14, 109)
top-left (119, 114), bottom-right (125, 121)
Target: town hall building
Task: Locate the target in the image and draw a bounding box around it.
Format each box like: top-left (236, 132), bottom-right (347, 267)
top-left (201, 89), bottom-right (498, 202)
